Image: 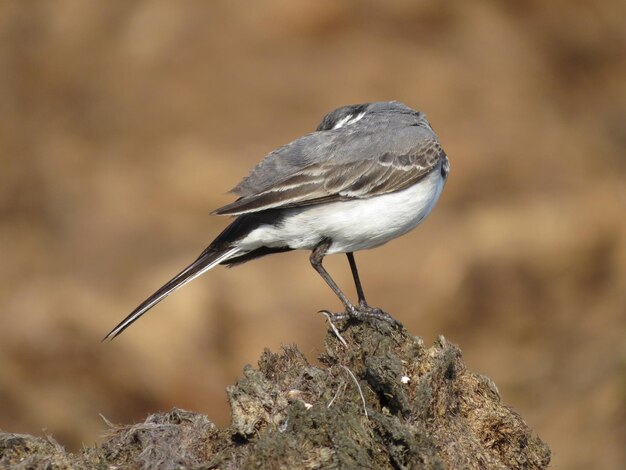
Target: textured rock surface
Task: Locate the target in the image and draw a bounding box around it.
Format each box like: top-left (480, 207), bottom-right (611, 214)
top-left (0, 320), bottom-right (550, 469)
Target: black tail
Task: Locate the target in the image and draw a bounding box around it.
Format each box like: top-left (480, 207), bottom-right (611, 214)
top-left (104, 209), bottom-right (292, 340)
top-left (103, 247), bottom-right (239, 341)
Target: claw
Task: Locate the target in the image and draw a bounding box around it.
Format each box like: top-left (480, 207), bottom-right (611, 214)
top-left (355, 305), bottom-right (403, 328)
top-left (318, 309), bottom-right (349, 322)
top-left (318, 305), bottom-right (402, 329)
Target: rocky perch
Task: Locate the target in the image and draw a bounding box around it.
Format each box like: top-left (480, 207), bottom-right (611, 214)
top-left (0, 319), bottom-right (550, 469)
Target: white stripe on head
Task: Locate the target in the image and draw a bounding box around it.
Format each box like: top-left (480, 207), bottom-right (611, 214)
top-left (332, 115), bottom-right (352, 130)
top-left (348, 111), bottom-right (366, 125)
top-left (332, 111), bottom-right (366, 130)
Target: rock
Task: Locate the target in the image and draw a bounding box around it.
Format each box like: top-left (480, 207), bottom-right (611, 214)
top-left (0, 319), bottom-right (550, 469)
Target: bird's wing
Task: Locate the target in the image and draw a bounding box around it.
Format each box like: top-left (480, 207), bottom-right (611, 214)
top-left (212, 137), bottom-right (445, 216)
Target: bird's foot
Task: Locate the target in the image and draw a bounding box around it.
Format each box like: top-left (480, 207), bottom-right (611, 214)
top-left (357, 304), bottom-right (403, 328)
top-left (319, 310), bottom-right (350, 323)
top-left (335, 303), bottom-right (403, 328)
top-left (319, 304), bottom-right (402, 328)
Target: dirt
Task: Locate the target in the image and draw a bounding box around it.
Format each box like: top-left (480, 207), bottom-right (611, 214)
top-left (1, 320), bottom-right (550, 469)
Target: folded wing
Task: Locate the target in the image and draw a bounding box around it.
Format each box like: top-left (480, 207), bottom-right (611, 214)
top-left (213, 138), bottom-right (445, 216)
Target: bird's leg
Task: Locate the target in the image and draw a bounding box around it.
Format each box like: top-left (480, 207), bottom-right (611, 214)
top-left (310, 239), bottom-right (358, 317)
top-left (346, 252), bottom-right (368, 308)
top-left (311, 241), bottom-right (401, 326)
top-left (345, 252), bottom-right (402, 326)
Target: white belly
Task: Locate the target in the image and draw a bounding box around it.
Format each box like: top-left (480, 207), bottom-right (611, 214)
top-left (237, 166), bottom-right (445, 254)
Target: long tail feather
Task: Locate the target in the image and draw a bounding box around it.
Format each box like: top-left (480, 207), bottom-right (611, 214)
top-left (104, 247), bottom-right (239, 341)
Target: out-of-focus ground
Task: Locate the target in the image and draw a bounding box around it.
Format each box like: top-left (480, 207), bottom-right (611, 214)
top-left (0, 1), bottom-right (624, 468)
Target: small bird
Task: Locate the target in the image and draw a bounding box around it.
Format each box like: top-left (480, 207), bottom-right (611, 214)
top-left (105, 101), bottom-right (449, 339)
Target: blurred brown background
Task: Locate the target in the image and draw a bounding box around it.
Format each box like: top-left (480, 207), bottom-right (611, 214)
top-left (1, 1), bottom-right (624, 468)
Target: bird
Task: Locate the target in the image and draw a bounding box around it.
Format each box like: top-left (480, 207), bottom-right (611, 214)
top-left (104, 101), bottom-right (449, 340)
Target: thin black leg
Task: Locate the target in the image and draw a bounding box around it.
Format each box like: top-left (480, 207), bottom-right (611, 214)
top-left (311, 241), bottom-right (401, 327)
top-left (310, 239), bottom-right (357, 314)
top-left (346, 252), bottom-right (367, 307)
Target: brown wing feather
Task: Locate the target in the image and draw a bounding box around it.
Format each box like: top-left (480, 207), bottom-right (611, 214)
top-left (212, 139), bottom-right (444, 216)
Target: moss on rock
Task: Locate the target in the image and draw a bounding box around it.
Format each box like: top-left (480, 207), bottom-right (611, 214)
top-left (0, 319), bottom-right (550, 469)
